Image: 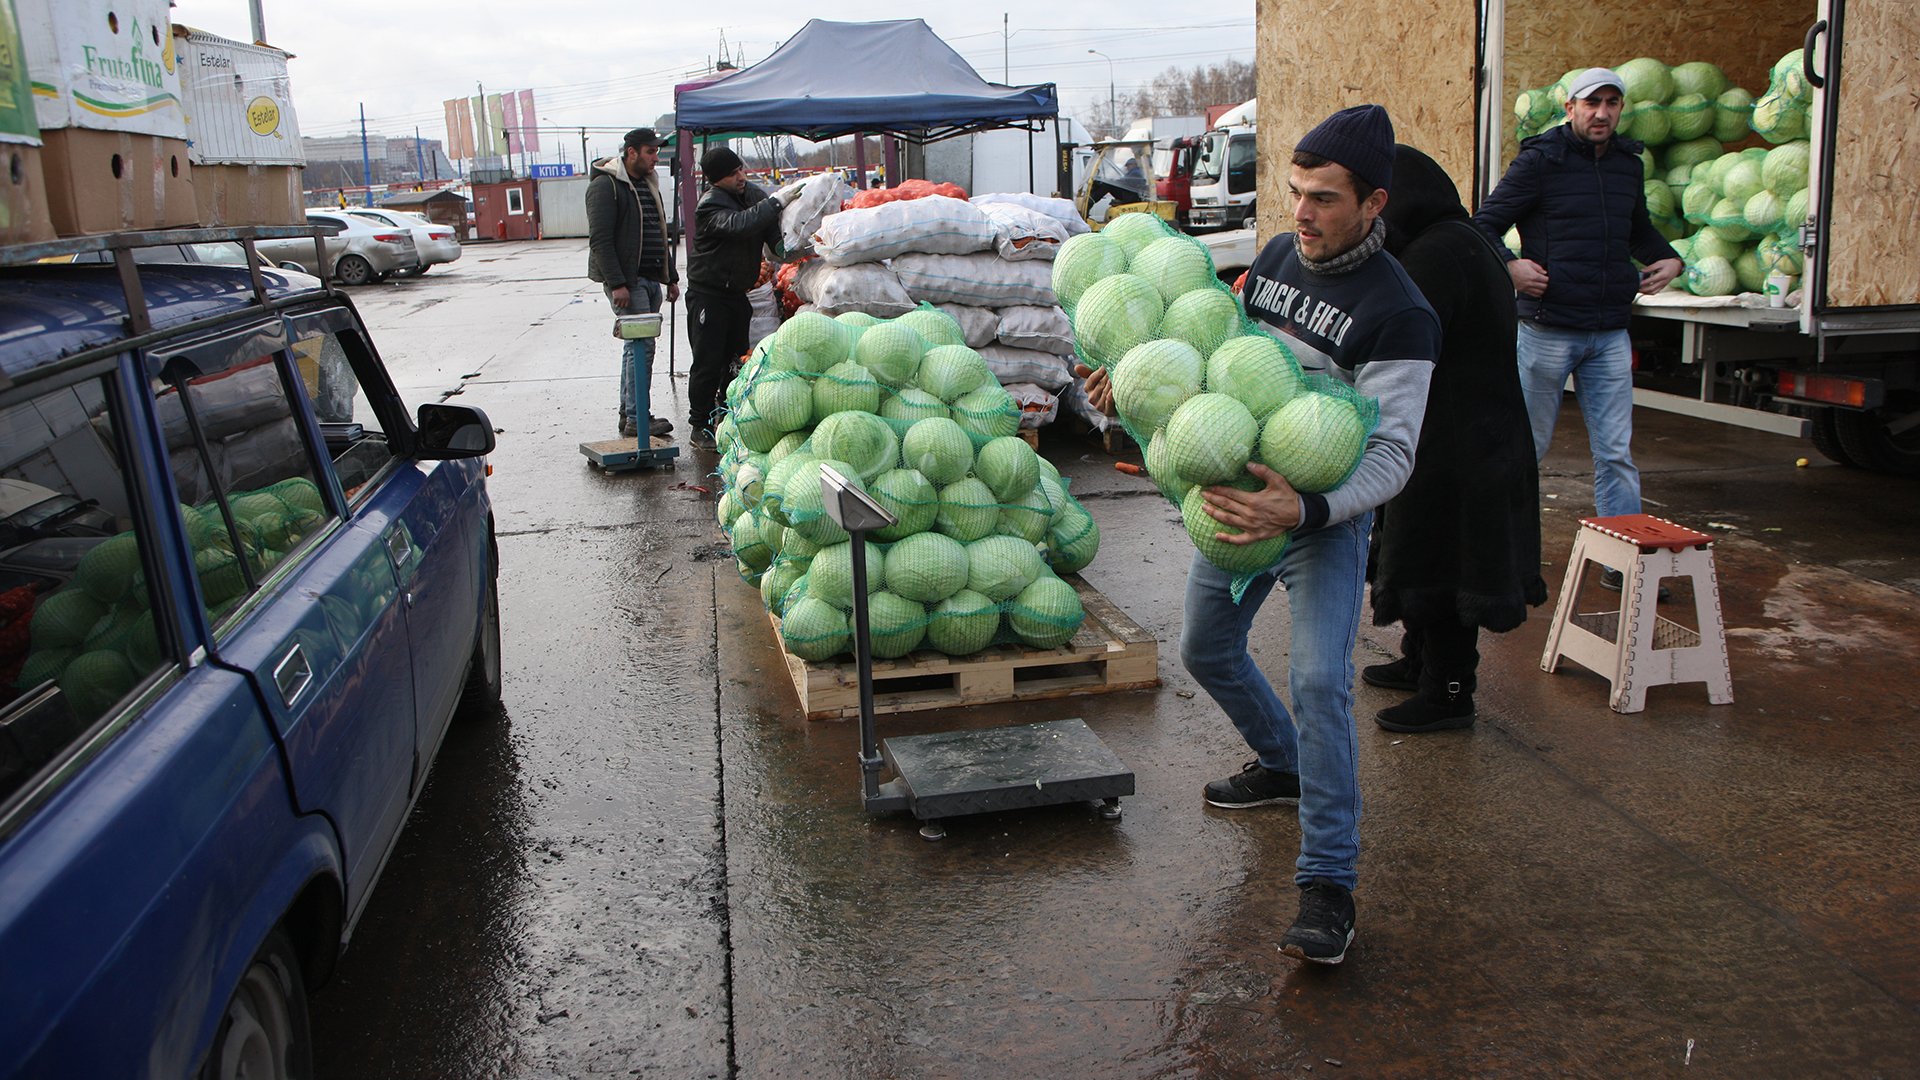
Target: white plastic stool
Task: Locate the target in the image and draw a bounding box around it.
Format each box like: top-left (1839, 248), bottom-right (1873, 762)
top-left (1540, 514), bottom-right (1733, 714)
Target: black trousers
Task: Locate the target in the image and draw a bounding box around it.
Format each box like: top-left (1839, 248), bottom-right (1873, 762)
top-left (1399, 617), bottom-right (1482, 697)
top-left (685, 288), bottom-right (752, 435)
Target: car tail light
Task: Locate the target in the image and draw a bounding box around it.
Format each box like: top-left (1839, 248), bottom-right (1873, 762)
top-left (431, 230), bottom-right (452, 239)
top-left (1776, 371), bottom-right (1871, 407)
top-left (373, 233), bottom-right (405, 243)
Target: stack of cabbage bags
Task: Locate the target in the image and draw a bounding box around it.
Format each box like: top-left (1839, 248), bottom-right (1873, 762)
top-left (1058, 213), bottom-right (1376, 588)
top-left (715, 306), bottom-right (1100, 663)
top-left (1507, 52), bottom-right (1814, 299)
top-left (18, 477), bottom-right (326, 719)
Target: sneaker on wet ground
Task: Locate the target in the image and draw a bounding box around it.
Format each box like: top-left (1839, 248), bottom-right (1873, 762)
top-left (619, 414), bottom-right (638, 438)
top-left (649, 416), bottom-right (673, 436)
top-left (690, 429), bottom-right (719, 451)
top-left (1280, 878), bottom-right (1355, 965)
top-left (1203, 761), bottom-right (1300, 808)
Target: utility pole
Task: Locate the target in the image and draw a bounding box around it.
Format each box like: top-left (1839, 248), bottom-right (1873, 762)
top-left (580, 128), bottom-right (588, 171)
top-left (1003, 14), bottom-right (1009, 81)
top-left (248, 0), bottom-right (265, 44)
top-left (359, 103), bottom-right (373, 206)
top-left (414, 125), bottom-right (425, 180)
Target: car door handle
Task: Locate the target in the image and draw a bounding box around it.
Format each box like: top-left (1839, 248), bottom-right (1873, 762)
top-left (273, 642), bottom-right (314, 708)
top-left (385, 527), bottom-right (411, 570)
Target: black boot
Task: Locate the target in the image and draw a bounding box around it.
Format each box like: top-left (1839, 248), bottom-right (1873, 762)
top-left (1374, 679), bottom-right (1476, 733)
top-left (1361, 629), bottom-right (1423, 692)
top-left (1361, 654), bottom-right (1420, 692)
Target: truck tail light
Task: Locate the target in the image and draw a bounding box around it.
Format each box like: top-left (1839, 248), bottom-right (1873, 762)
top-left (1776, 371), bottom-right (1870, 407)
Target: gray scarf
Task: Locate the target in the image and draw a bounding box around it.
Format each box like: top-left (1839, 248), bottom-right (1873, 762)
top-left (1295, 216), bottom-right (1387, 275)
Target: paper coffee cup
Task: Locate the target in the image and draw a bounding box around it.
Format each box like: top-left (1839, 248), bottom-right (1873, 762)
top-left (1765, 272), bottom-right (1796, 308)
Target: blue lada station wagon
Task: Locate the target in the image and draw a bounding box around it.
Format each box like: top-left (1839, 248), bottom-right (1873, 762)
top-left (0, 227), bottom-right (500, 1079)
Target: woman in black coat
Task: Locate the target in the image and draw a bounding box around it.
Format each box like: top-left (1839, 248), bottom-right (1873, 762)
top-left (1366, 145), bottom-right (1547, 732)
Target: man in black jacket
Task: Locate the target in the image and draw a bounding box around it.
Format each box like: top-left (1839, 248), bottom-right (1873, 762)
top-left (586, 127), bottom-right (679, 439)
top-left (686, 147), bottom-right (797, 449)
top-left (1473, 69), bottom-right (1681, 555)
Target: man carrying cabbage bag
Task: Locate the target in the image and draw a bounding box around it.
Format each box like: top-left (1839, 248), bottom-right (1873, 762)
top-left (1090, 105), bottom-right (1440, 965)
top-left (1471, 68), bottom-right (1682, 572)
top-left (687, 147), bottom-right (800, 449)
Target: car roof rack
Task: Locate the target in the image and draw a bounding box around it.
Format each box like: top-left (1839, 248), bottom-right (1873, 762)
top-left (0, 225), bottom-right (331, 336)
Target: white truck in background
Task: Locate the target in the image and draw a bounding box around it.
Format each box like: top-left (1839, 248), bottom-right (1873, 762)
top-left (1188, 98), bottom-right (1258, 232)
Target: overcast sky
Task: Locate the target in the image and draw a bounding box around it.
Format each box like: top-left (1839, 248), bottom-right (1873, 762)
top-left (168, 0), bottom-right (1253, 164)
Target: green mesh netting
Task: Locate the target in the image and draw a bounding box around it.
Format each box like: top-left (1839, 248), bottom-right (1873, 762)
top-left (714, 306), bottom-right (1102, 664)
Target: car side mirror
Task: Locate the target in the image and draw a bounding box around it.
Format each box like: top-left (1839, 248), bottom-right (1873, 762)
top-left (416, 403), bottom-right (495, 458)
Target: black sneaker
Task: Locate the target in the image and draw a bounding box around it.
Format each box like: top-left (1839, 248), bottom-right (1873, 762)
top-left (1375, 687), bottom-right (1475, 733)
top-left (1598, 567), bottom-right (1672, 602)
top-left (1280, 878), bottom-right (1355, 965)
top-left (1361, 654), bottom-right (1419, 692)
top-left (690, 429), bottom-right (719, 452)
top-left (1203, 761), bottom-right (1300, 808)
top-left (649, 416), bottom-right (673, 436)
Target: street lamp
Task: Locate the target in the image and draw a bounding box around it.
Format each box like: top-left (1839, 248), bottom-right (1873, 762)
top-left (1088, 49), bottom-right (1115, 135)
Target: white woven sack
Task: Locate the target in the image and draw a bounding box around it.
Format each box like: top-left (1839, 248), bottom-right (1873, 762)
top-left (934, 303), bottom-right (1002, 349)
top-left (891, 251), bottom-right (1056, 308)
top-left (747, 282), bottom-right (781, 349)
top-left (994, 304), bottom-right (1074, 355)
top-left (970, 192), bottom-right (1090, 236)
top-left (812, 195), bottom-right (996, 266)
top-left (777, 174), bottom-right (854, 258)
top-left (976, 201), bottom-right (1070, 261)
top-left (801, 262), bottom-right (915, 318)
top-left (979, 345), bottom-right (1073, 392)
top-left (1003, 381), bottom-right (1061, 429)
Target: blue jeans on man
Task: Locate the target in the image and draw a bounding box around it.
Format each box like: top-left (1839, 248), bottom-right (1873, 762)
top-left (608, 279), bottom-right (663, 429)
top-left (1180, 511), bottom-right (1372, 890)
top-left (1516, 321), bottom-right (1642, 517)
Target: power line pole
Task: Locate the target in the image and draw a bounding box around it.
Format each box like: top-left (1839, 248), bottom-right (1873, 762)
top-left (359, 103), bottom-right (373, 206)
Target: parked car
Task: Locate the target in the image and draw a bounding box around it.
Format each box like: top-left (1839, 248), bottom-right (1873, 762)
top-left (256, 210), bottom-right (419, 286)
top-left (0, 229), bottom-right (500, 1080)
top-left (340, 207), bottom-right (462, 275)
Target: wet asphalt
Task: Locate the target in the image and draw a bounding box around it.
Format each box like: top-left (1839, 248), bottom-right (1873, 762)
top-left (308, 239), bottom-right (1920, 1078)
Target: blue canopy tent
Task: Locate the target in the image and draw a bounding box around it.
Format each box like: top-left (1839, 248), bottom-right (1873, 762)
top-left (673, 19), bottom-right (1059, 248)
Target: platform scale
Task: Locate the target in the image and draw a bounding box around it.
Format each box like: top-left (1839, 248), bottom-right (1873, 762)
top-left (580, 312), bottom-right (680, 471)
top-left (816, 465), bottom-right (1135, 841)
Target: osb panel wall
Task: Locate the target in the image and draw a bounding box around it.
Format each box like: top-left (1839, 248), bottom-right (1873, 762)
top-left (1500, 0), bottom-right (1809, 166)
top-left (1826, 2), bottom-right (1920, 307)
top-left (1255, 0), bottom-right (1477, 243)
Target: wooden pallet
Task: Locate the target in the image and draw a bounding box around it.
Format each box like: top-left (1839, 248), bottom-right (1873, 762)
top-left (770, 574), bottom-right (1159, 720)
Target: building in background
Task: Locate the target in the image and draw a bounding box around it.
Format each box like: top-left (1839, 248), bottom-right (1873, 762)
top-left (301, 134), bottom-right (454, 192)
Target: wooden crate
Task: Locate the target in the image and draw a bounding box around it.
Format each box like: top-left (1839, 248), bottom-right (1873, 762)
top-left (771, 574), bottom-right (1159, 720)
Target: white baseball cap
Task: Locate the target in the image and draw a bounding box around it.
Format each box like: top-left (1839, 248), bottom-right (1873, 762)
top-left (1568, 67), bottom-right (1626, 100)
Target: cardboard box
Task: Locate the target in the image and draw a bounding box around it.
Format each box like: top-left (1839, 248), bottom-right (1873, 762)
top-left (16, 0), bottom-right (187, 138)
top-left (40, 127), bottom-right (196, 234)
top-left (0, 142), bottom-right (57, 244)
top-left (173, 26), bottom-right (302, 167)
top-left (193, 162), bottom-right (302, 226)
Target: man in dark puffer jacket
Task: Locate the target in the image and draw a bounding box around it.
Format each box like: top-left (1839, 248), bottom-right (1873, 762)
top-left (1472, 68), bottom-right (1681, 543)
top-left (686, 147), bottom-right (797, 449)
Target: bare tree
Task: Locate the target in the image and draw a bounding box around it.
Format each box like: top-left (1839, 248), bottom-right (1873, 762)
top-left (1125, 59), bottom-right (1256, 119)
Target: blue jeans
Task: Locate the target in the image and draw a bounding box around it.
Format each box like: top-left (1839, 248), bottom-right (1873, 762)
top-left (1179, 512), bottom-right (1371, 890)
top-left (1516, 322), bottom-right (1642, 517)
top-left (608, 280), bottom-right (663, 424)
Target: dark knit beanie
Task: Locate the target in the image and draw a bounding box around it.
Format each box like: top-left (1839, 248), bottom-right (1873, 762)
top-left (700, 147), bottom-right (744, 179)
top-left (1295, 104), bottom-right (1395, 193)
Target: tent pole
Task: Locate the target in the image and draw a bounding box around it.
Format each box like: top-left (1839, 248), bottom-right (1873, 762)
top-left (853, 135), bottom-right (867, 190)
top-left (1028, 126), bottom-right (1035, 194)
top-left (883, 136), bottom-right (899, 189)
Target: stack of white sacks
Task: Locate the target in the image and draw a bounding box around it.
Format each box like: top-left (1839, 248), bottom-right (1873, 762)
top-left (782, 188), bottom-right (1088, 429)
